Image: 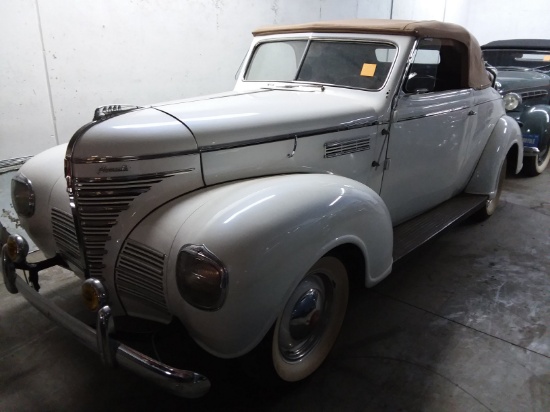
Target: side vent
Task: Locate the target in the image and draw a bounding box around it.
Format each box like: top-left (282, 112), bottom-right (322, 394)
top-left (325, 137), bottom-right (371, 158)
top-left (115, 239), bottom-right (168, 314)
top-left (51, 208), bottom-right (83, 269)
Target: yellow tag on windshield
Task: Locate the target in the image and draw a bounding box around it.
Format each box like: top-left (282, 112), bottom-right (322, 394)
top-left (544, 55), bottom-right (550, 61)
top-left (360, 63), bottom-right (377, 77)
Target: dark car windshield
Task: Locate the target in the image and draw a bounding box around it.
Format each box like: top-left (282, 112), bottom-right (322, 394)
top-left (483, 49), bottom-right (550, 73)
top-left (244, 39), bottom-right (397, 90)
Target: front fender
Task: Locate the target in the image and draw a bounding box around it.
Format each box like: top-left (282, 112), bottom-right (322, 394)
top-left (129, 174), bottom-right (393, 358)
top-left (520, 104), bottom-right (550, 152)
top-left (466, 115), bottom-right (523, 197)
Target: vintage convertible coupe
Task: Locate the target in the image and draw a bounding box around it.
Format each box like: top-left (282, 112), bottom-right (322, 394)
top-left (482, 39), bottom-right (550, 175)
top-left (2, 20), bottom-right (522, 397)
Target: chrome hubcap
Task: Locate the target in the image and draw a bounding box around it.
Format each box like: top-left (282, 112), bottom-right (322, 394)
top-left (278, 274), bottom-right (333, 362)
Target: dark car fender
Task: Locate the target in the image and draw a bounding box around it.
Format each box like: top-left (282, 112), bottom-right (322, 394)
top-left (519, 104), bottom-right (550, 152)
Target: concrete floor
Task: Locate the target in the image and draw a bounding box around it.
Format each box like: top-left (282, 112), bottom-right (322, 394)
top-left (1, 170), bottom-right (549, 412)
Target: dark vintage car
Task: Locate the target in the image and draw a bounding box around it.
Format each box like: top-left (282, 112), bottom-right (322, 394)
top-left (482, 39), bottom-right (550, 175)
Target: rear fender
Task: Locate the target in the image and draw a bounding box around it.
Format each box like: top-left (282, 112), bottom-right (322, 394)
top-left (466, 115), bottom-right (523, 197)
top-left (130, 174), bottom-right (393, 358)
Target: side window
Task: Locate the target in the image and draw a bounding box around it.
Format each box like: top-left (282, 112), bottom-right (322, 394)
top-left (404, 38), bottom-right (468, 94)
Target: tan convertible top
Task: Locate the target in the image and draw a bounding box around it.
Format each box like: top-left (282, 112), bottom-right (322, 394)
top-left (253, 19), bottom-right (491, 90)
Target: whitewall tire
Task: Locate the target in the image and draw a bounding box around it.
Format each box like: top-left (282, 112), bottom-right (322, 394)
top-left (271, 256), bottom-right (349, 382)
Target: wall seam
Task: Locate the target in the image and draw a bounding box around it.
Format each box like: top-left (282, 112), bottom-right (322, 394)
top-left (34, 0), bottom-right (59, 145)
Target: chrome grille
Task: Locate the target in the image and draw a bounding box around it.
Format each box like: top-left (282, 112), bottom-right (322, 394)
top-left (51, 207), bottom-right (82, 268)
top-left (73, 174), bottom-right (163, 276)
top-left (520, 90), bottom-right (548, 100)
top-left (324, 137), bottom-right (371, 158)
top-left (115, 239), bottom-right (168, 313)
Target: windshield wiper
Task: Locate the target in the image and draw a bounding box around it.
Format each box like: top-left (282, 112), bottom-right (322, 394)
top-left (262, 83), bottom-right (325, 91)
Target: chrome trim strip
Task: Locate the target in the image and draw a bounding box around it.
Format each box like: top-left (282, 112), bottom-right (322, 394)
top-left (396, 105), bottom-right (470, 123)
top-left (65, 121), bottom-right (104, 274)
top-left (74, 168), bottom-right (195, 183)
top-left (520, 90), bottom-right (548, 99)
top-left (200, 120), bottom-right (379, 153)
top-left (14, 275), bottom-right (210, 398)
top-left (71, 151), bottom-right (199, 164)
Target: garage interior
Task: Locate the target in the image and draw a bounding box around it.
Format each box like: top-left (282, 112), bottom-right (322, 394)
top-left (1, 1), bottom-right (549, 411)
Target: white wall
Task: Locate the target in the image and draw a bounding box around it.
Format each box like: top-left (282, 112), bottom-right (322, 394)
top-left (392, 0), bottom-right (550, 45)
top-left (0, 0), bottom-right (389, 161)
top-left (1, 0), bottom-right (550, 162)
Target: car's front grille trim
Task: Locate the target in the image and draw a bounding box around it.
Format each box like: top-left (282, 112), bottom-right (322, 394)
top-left (51, 207), bottom-right (83, 269)
top-left (73, 175), bottom-right (165, 276)
top-left (115, 239), bottom-right (168, 314)
top-left (520, 90), bottom-right (548, 100)
top-left (325, 137), bottom-right (371, 158)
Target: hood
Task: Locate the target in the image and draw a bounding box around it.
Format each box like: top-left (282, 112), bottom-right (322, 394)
top-left (496, 69), bottom-right (550, 93)
top-left (153, 88), bottom-right (379, 150)
top-left (70, 107), bottom-right (198, 161)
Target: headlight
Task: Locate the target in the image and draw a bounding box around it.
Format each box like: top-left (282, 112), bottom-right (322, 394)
top-left (11, 174), bottom-right (35, 217)
top-left (176, 244), bottom-right (228, 311)
top-left (503, 93), bottom-right (522, 111)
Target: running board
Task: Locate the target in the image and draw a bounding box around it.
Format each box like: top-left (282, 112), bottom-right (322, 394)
top-left (393, 194), bottom-right (488, 262)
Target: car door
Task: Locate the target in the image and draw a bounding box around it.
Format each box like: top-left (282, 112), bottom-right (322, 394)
top-left (380, 38), bottom-right (475, 225)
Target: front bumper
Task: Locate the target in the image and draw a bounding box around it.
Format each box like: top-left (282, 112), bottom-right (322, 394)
top-left (1, 246), bottom-right (210, 398)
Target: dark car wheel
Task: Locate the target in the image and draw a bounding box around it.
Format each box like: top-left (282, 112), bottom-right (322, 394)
top-left (524, 143), bottom-right (550, 176)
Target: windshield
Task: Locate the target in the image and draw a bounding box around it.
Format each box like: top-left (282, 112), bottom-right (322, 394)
top-left (244, 39), bottom-right (397, 90)
top-left (483, 49), bottom-right (550, 73)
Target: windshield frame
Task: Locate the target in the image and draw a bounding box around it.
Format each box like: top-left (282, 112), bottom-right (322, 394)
top-left (242, 36), bottom-right (399, 92)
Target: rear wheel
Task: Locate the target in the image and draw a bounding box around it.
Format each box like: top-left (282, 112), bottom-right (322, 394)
top-left (272, 256), bottom-right (349, 382)
top-left (523, 143), bottom-right (550, 176)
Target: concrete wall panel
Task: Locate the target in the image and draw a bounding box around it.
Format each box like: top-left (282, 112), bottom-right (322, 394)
top-left (0, 0), bottom-right (57, 160)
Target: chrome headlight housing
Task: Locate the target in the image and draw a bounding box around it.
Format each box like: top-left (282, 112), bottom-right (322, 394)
top-left (503, 92), bottom-right (522, 111)
top-left (176, 244), bottom-right (228, 311)
top-left (11, 174), bottom-right (35, 217)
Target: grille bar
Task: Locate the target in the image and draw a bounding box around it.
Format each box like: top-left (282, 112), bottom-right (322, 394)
top-left (520, 90), bottom-right (548, 99)
top-left (51, 208), bottom-right (82, 268)
top-left (325, 137), bottom-right (371, 158)
top-left (73, 176), bottom-right (162, 276)
top-left (115, 239), bottom-right (168, 313)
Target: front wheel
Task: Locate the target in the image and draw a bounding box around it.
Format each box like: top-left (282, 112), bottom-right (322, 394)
top-left (523, 144), bottom-right (550, 176)
top-left (474, 158), bottom-right (507, 220)
top-left (271, 256), bottom-right (349, 382)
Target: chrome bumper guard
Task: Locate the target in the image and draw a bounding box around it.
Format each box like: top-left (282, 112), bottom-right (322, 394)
top-left (11, 274), bottom-right (211, 398)
top-left (523, 146), bottom-right (540, 156)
